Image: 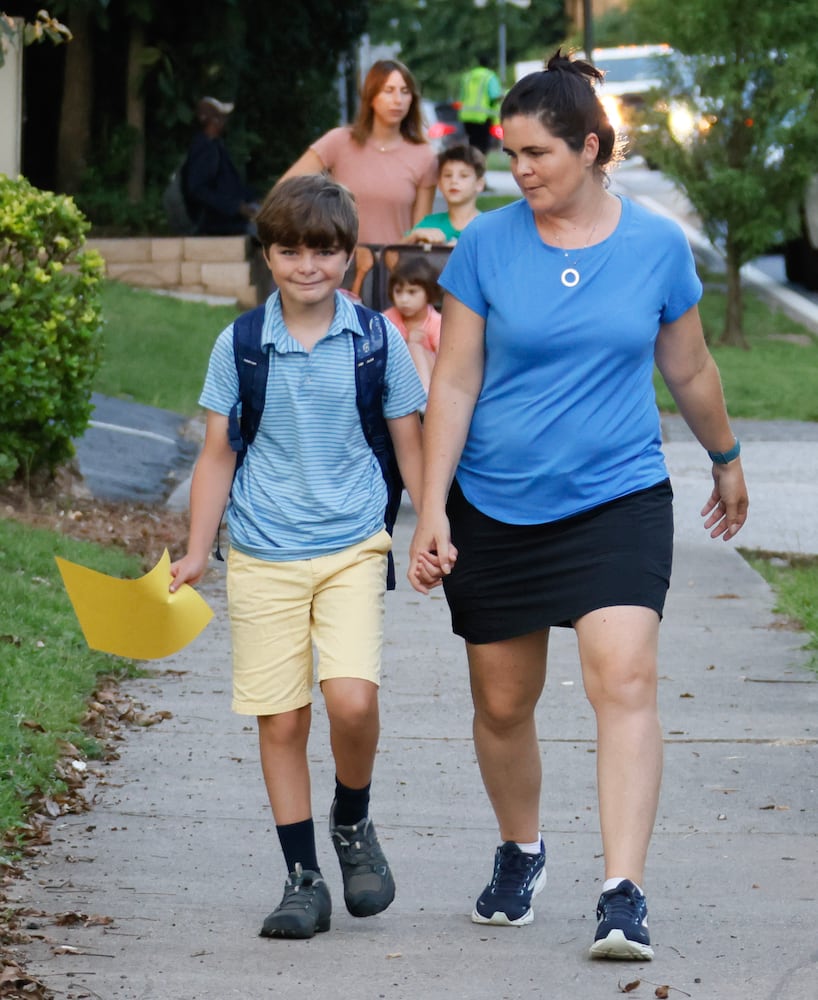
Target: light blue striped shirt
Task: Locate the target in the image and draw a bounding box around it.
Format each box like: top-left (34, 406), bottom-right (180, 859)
top-left (199, 290), bottom-right (426, 561)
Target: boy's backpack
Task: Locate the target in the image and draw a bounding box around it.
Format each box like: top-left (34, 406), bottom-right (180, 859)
top-left (162, 158), bottom-right (197, 235)
top-left (226, 302), bottom-right (404, 589)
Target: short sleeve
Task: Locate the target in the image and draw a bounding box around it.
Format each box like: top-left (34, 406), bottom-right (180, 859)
top-left (198, 326), bottom-right (239, 415)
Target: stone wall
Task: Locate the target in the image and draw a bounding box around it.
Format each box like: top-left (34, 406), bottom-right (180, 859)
top-left (86, 235), bottom-right (265, 309)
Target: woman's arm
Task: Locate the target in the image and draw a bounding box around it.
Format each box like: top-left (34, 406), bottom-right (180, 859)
top-left (277, 148), bottom-right (326, 184)
top-left (410, 184), bottom-right (437, 228)
top-left (170, 412), bottom-right (237, 590)
top-left (655, 304), bottom-right (749, 540)
top-left (408, 294), bottom-right (485, 592)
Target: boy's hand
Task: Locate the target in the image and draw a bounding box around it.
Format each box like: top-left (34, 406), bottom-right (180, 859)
top-left (169, 552), bottom-right (209, 593)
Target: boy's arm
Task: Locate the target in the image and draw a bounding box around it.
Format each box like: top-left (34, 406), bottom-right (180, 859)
top-left (169, 411), bottom-right (236, 591)
top-left (386, 412), bottom-right (424, 513)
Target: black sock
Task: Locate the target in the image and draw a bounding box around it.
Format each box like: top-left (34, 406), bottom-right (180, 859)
top-left (276, 818), bottom-right (319, 875)
top-left (333, 777), bottom-right (371, 827)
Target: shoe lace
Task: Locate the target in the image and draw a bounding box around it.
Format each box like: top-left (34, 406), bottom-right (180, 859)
top-left (332, 822), bottom-right (379, 869)
top-left (599, 886), bottom-right (640, 922)
top-left (491, 848), bottom-right (540, 894)
top-left (281, 866), bottom-right (320, 908)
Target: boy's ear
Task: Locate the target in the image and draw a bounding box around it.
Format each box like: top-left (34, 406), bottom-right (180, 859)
top-left (476, 175), bottom-right (487, 193)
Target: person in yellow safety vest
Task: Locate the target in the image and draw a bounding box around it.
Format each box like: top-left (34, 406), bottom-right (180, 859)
top-left (457, 56), bottom-right (503, 154)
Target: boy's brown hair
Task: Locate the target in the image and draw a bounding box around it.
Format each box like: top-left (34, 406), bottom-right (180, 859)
top-left (437, 143), bottom-right (487, 179)
top-left (257, 175), bottom-right (358, 254)
top-left (387, 254), bottom-right (442, 304)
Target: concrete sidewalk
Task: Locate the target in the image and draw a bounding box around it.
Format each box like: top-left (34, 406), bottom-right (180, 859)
top-left (9, 493), bottom-right (818, 1000)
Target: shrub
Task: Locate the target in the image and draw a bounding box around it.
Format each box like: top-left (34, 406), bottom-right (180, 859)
top-left (0, 175), bottom-right (105, 485)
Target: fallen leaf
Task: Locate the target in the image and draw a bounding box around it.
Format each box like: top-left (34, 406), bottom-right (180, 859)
top-left (655, 987), bottom-right (670, 999)
top-left (619, 981), bottom-right (641, 993)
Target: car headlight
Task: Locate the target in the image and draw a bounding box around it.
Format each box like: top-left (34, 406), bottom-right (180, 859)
top-left (668, 103), bottom-right (696, 144)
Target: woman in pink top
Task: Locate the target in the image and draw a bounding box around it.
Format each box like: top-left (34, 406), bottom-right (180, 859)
top-left (279, 60), bottom-right (438, 245)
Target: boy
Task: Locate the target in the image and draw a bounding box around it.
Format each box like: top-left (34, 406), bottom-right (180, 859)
top-left (170, 175), bottom-right (425, 940)
top-left (405, 144), bottom-right (486, 245)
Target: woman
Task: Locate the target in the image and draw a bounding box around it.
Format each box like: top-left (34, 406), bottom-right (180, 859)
top-left (408, 51), bottom-right (748, 962)
top-left (279, 60), bottom-right (438, 245)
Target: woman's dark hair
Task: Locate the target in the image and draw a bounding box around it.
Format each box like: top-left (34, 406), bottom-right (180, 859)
top-left (256, 175), bottom-right (358, 254)
top-left (351, 60), bottom-right (426, 146)
top-left (500, 48), bottom-right (622, 169)
top-left (387, 254), bottom-right (441, 304)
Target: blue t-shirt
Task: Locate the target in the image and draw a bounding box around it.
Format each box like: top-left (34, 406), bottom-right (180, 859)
top-left (439, 196), bottom-right (702, 524)
top-left (199, 290), bottom-right (426, 560)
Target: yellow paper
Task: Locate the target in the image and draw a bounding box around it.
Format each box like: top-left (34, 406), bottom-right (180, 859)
top-left (55, 549), bottom-right (213, 660)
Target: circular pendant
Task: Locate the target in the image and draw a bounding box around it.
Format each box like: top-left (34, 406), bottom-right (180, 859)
top-left (561, 267), bottom-right (580, 288)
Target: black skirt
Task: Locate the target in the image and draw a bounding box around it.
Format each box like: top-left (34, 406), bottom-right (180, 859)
top-left (442, 477), bottom-right (674, 644)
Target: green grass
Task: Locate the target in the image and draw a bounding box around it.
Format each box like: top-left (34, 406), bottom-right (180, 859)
top-left (0, 519), bottom-right (142, 854)
top-left (95, 281), bottom-right (241, 416)
top-left (741, 551), bottom-right (818, 670)
top-left (653, 283), bottom-right (818, 421)
top-left (477, 193), bottom-right (519, 212)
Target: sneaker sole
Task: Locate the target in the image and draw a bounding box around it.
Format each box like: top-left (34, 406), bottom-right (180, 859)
top-left (259, 918), bottom-right (331, 940)
top-left (345, 881), bottom-right (396, 918)
top-left (470, 866), bottom-right (547, 926)
top-left (589, 929), bottom-right (654, 961)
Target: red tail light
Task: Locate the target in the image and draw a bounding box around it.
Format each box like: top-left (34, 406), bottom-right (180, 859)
top-left (428, 122), bottom-right (457, 139)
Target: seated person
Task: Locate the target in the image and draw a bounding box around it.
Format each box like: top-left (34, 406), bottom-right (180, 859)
top-left (383, 255), bottom-right (442, 394)
top-left (184, 96), bottom-right (260, 236)
top-left (404, 144), bottom-right (486, 245)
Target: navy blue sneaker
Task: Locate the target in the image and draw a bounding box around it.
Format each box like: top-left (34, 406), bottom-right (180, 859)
top-left (590, 879), bottom-right (654, 960)
top-left (471, 841), bottom-right (546, 926)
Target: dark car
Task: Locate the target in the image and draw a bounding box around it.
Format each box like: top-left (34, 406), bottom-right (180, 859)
top-left (784, 175), bottom-right (818, 290)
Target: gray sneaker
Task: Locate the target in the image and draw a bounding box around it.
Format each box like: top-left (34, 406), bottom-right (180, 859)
top-left (259, 865), bottom-right (331, 939)
top-left (329, 802), bottom-right (396, 917)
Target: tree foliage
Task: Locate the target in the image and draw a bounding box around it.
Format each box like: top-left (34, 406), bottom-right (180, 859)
top-left (0, 175), bottom-right (104, 484)
top-left (366, 0), bottom-right (566, 98)
top-left (631, 0), bottom-right (818, 346)
top-left (12, 0), bottom-right (368, 229)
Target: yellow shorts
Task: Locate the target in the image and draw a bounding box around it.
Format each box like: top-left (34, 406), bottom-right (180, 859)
top-left (227, 530), bottom-right (391, 716)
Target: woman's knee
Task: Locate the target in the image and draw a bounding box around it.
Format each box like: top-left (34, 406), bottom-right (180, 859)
top-left (583, 656), bottom-right (657, 714)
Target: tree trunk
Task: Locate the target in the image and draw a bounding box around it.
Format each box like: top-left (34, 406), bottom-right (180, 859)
top-left (55, 2), bottom-right (92, 194)
top-left (126, 21), bottom-right (145, 203)
top-left (719, 238), bottom-right (750, 349)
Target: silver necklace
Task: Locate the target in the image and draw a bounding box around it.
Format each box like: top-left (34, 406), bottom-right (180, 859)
top-left (549, 217), bottom-right (600, 288)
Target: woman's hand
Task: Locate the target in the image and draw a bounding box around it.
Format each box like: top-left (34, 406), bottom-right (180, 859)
top-left (408, 509), bottom-right (458, 594)
top-left (701, 461), bottom-right (749, 540)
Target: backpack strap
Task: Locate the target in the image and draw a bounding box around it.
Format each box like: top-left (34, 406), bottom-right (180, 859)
top-left (352, 303), bottom-right (404, 591)
top-left (214, 304), bottom-right (267, 562)
top-left (228, 304), bottom-right (269, 467)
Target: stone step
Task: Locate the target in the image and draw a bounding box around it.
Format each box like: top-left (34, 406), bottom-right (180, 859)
top-left (86, 235), bottom-right (263, 309)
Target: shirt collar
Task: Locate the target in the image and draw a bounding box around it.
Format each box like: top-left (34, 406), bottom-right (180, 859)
top-left (261, 290), bottom-right (364, 351)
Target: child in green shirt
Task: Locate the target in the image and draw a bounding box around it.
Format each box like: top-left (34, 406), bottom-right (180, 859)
top-left (405, 144), bottom-right (486, 245)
